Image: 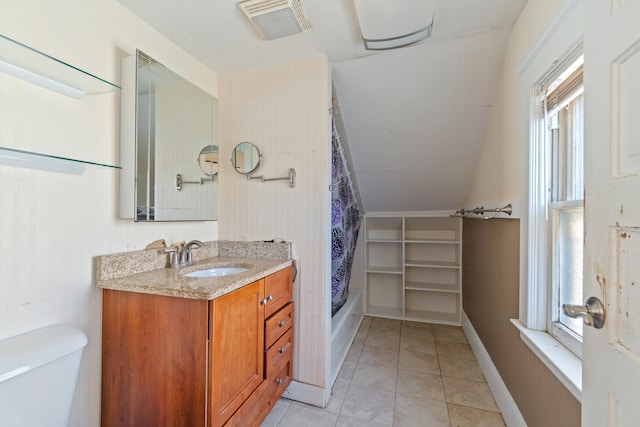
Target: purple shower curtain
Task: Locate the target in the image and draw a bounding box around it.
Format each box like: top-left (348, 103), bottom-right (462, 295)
top-left (331, 119), bottom-right (362, 316)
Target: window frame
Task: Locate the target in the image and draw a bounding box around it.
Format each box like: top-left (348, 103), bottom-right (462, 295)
top-left (518, 47), bottom-right (584, 401)
top-left (548, 200), bottom-right (584, 358)
top-left (513, 0), bottom-right (584, 401)
top-left (545, 84), bottom-right (584, 357)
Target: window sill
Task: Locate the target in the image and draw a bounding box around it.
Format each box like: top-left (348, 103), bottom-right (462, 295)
top-left (510, 319), bottom-right (582, 402)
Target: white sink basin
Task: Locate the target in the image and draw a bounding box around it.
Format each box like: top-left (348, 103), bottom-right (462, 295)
top-left (184, 267), bottom-right (249, 278)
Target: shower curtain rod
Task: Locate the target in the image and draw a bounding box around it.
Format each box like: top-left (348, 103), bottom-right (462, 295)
top-left (452, 203), bottom-right (513, 218)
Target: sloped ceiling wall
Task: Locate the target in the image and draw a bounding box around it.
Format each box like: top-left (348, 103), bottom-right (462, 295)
top-left (116, 0), bottom-right (528, 213)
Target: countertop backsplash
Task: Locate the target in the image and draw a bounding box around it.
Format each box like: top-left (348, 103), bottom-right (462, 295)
top-left (95, 240), bottom-right (292, 282)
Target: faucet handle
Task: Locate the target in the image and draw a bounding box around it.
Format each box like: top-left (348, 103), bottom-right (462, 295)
top-left (164, 247), bottom-right (179, 268)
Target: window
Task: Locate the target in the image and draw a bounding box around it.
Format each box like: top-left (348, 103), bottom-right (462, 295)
top-left (533, 53), bottom-right (584, 357)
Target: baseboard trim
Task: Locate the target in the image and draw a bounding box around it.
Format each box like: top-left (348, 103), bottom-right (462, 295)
top-left (462, 311), bottom-right (527, 427)
top-left (282, 380), bottom-right (327, 408)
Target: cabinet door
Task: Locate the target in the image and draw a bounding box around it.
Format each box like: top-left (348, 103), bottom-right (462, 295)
top-left (101, 290), bottom-right (208, 427)
top-left (209, 279), bottom-right (265, 427)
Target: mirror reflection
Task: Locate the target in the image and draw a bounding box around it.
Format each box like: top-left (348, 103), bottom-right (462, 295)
top-left (198, 145), bottom-right (219, 176)
top-left (231, 142), bottom-right (261, 175)
top-left (135, 50), bottom-right (218, 221)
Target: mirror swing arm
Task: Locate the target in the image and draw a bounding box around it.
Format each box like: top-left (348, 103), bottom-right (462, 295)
top-left (231, 141), bottom-right (296, 188)
top-left (246, 168), bottom-right (296, 188)
top-left (175, 173), bottom-right (215, 191)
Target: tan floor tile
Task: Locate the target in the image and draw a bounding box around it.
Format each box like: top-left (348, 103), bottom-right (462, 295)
top-left (277, 403), bottom-right (338, 427)
top-left (402, 320), bottom-right (434, 329)
top-left (442, 377), bottom-right (499, 412)
top-left (337, 359), bottom-right (357, 382)
top-left (260, 398), bottom-right (291, 427)
top-left (265, 317), bottom-right (505, 427)
top-left (370, 317), bottom-right (402, 332)
top-left (335, 414), bottom-right (388, 427)
top-left (358, 317), bottom-right (372, 334)
top-left (447, 403), bottom-right (506, 427)
top-left (394, 395), bottom-right (450, 427)
top-left (340, 384), bottom-right (395, 426)
top-left (352, 329), bottom-right (368, 346)
top-left (436, 341), bottom-right (475, 360)
top-left (438, 356), bottom-right (485, 382)
top-left (364, 330), bottom-right (400, 350)
top-left (402, 322), bottom-right (436, 339)
top-left (345, 342), bottom-right (363, 362)
top-left (325, 377), bottom-right (349, 414)
top-left (399, 348), bottom-right (441, 374)
top-left (351, 362), bottom-right (398, 392)
top-left (396, 369), bottom-right (445, 401)
top-left (434, 325), bottom-right (468, 343)
top-left (359, 345), bottom-right (399, 367)
top-left (400, 334), bottom-right (437, 355)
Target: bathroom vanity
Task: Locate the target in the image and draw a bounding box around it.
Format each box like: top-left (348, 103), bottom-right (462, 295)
top-left (97, 245), bottom-right (293, 427)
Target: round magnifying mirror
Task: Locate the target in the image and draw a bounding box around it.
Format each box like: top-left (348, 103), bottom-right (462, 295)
top-left (231, 142), bottom-right (261, 175)
top-left (198, 145), bottom-right (219, 176)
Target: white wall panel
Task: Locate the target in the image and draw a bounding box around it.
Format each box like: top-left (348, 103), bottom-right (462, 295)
top-left (0, 1), bottom-right (218, 426)
top-left (219, 55), bottom-right (332, 388)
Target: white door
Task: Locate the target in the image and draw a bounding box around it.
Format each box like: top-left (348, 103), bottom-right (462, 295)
top-left (583, 0), bottom-right (640, 425)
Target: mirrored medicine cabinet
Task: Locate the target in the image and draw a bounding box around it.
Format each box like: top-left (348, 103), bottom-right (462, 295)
top-left (120, 50), bottom-right (219, 221)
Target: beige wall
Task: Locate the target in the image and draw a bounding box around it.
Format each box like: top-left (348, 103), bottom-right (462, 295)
top-left (465, 0), bottom-right (565, 207)
top-left (461, 1), bottom-right (585, 423)
top-left (218, 56), bottom-right (332, 391)
top-left (0, 1), bottom-right (219, 426)
top-left (463, 218), bottom-right (581, 427)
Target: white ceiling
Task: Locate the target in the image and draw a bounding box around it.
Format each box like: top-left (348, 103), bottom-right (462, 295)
top-left (117, 0), bottom-right (527, 213)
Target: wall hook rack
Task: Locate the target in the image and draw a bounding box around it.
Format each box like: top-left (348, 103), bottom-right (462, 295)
top-left (451, 203), bottom-right (512, 219)
top-left (248, 168), bottom-right (296, 188)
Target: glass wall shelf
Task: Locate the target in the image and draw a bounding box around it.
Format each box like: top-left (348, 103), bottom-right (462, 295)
top-left (0, 147), bottom-right (121, 175)
top-left (0, 33), bottom-right (120, 98)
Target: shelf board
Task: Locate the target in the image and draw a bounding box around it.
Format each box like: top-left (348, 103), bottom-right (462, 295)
top-left (404, 281), bottom-right (460, 293)
top-left (0, 33), bottom-right (120, 97)
top-left (367, 239), bottom-right (403, 243)
top-left (405, 239), bottom-right (461, 244)
top-left (404, 260), bottom-right (460, 269)
top-left (366, 305), bottom-right (403, 319)
top-left (0, 146), bottom-right (121, 173)
top-left (366, 266), bottom-right (403, 274)
top-left (404, 308), bottom-right (460, 325)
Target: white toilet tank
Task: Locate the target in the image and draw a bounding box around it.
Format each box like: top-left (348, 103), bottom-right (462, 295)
top-left (0, 324), bottom-right (88, 427)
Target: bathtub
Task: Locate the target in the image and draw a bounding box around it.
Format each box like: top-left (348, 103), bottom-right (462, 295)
top-left (330, 287), bottom-right (363, 386)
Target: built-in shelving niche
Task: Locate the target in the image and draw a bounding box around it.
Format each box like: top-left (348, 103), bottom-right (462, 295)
top-left (0, 34), bottom-right (121, 173)
top-left (364, 215), bottom-right (462, 325)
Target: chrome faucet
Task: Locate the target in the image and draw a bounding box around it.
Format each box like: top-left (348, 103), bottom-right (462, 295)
top-left (178, 240), bottom-right (205, 266)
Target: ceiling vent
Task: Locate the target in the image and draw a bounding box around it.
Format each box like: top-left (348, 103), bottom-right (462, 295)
top-left (238, 0), bottom-right (311, 41)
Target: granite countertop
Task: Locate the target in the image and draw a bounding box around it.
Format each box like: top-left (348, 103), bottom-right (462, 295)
top-left (96, 256), bottom-right (292, 300)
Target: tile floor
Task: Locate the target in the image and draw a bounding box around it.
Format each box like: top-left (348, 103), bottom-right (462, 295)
top-left (261, 316), bottom-right (505, 427)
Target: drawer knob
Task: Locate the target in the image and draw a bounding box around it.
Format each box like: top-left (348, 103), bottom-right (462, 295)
top-left (260, 298), bottom-right (268, 305)
top-left (278, 347), bottom-right (285, 354)
top-left (267, 294), bottom-right (274, 301)
top-left (276, 378), bottom-right (284, 385)
top-left (278, 320), bottom-right (286, 327)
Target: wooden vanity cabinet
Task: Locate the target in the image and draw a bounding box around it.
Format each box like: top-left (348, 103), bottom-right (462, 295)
top-left (225, 267), bottom-right (294, 427)
top-left (209, 279), bottom-right (265, 427)
top-left (101, 266), bottom-right (293, 427)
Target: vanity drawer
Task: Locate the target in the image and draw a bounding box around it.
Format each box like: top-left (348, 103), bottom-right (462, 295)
top-left (268, 357), bottom-right (292, 404)
top-left (265, 327), bottom-right (293, 379)
top-left (265, 302), bottom-right (293, 348)
top-left (224, 359), bottom-right (292, 427)
top-left (264, 266), bottom-right (292, 318)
